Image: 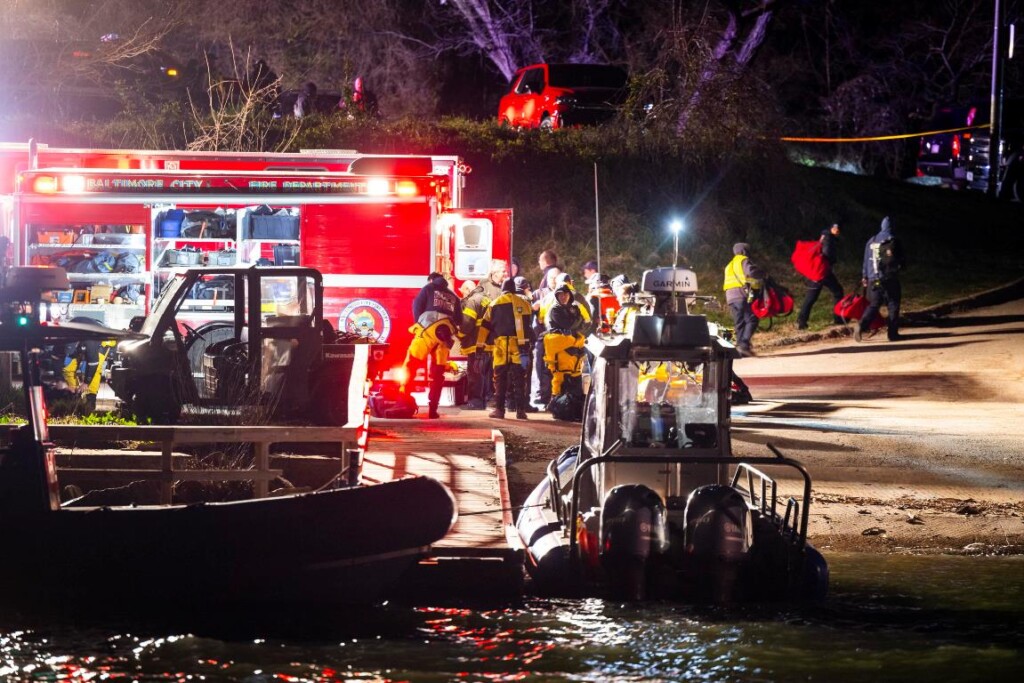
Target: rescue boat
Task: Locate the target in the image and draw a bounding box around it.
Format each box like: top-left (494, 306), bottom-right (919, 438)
top-left (0, 266), bottom-right (458, 612)
top-left (516, 267), bottom-right (829, 602)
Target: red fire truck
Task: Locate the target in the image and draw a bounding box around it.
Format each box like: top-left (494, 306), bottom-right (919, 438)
top-left (1, 143), bottom-right (512, 376)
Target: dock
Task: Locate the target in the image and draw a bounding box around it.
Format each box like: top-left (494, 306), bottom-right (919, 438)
top-left (361, 420), bottom-right (524, 601)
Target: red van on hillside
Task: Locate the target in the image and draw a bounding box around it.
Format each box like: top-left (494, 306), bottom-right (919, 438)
top-left (497, 63), bottom-right (629, 130)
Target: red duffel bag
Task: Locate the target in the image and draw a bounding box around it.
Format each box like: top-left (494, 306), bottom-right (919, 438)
top-left (751, 277), bottom-right (794, 320)
top-left (791, 240), bottom-right (828, 281)
top-left (834, 290), bottom-right (885, 329)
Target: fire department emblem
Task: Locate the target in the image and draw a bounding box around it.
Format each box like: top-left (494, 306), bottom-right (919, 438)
top-left (340, 299), bottom-right (391, 342)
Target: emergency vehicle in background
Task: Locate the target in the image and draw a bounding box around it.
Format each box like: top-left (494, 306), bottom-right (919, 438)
top-left (0, 142), bottom-right (512, 377)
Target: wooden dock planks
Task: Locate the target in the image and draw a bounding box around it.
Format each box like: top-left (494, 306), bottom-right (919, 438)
top-left (361, 424), bottom-right (509, 550)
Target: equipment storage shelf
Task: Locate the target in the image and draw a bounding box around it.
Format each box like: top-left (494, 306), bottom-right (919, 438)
top-left (65, 273), bottom-right (150, 284)
top-left (24, 222), bottom-right (151, 328)
top-left (31, 243), bottom-right (147, 253)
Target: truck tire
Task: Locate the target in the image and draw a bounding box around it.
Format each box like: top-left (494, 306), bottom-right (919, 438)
top-left (130, 378), bottom-right (181, 424)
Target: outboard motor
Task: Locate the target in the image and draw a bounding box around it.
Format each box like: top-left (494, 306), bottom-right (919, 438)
top-left (683, 485), bottom-right (753, 602)
top-left (600, 484), bottom-right (668, 600)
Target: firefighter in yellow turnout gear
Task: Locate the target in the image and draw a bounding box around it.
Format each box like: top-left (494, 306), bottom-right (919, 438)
top-left (478, 278), bottom-right (535, 420)
top-left (543, 284), bottom-right (587, 399)
top-left (403, 272), bottom-right (463, 419)
top-left (63, 337), bottom-right (116, 396)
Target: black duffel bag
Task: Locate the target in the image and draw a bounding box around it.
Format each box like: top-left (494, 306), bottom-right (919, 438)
top-left (181, 210), bottom-right (234, 239)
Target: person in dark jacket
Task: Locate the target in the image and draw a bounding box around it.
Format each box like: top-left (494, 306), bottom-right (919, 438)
top-left (478, 278), bottom-right (535, 420)
top-left (722, 243), bottom-right (765, 357)
top-left (856, 216), bottom-right (906, 342)
top-left (796, 223), bottom-right (845, 329)
top-left (403, 272), bottom-right (463, 418)
top-left (543, 284), bottom-right (587, 400)
top-left (293, 81), bottom-right (318, 118)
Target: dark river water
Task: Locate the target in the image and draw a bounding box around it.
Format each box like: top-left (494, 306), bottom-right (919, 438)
top-left (2, 552), bottom-right (1021, 682)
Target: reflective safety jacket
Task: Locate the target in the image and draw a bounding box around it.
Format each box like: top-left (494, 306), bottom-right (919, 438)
top-left (478, 291), bottom-right (535, 348)
top-left (723, 254), bottom-right (763, 305)
top-left (458, 285), bottom-right (491, 353)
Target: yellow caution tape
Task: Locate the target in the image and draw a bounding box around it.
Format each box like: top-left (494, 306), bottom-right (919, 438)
top-left (780, 124), bottom-right (986, 143)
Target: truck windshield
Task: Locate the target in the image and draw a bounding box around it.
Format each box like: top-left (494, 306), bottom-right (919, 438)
top-left (547, 64), bottom-right (627, 89)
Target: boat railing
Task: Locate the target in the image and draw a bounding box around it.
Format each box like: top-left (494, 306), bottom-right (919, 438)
top-left (729, 460), bottom-right (807, 546)
top-left (46, 424), bottom-right (361, 504)
top-left (546, 457), bottom-right (566, 527)
top-left (567, 446), bottom-right (813, 567)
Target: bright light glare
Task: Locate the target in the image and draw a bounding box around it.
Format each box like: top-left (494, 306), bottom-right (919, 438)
top-left (32, 175), bottom-right (59, 194)
top-left (61, 175), bottom-right (87, 194)
top-left (670, 219), bottom-right (683, 234)
top-left (393, 367), bottom-right (410, 385)
top-left (366, 178), bottom-right (390, 195)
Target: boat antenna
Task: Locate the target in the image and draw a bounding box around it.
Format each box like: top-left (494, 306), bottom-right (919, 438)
top-left (594, 162), bottom-right (601, 273)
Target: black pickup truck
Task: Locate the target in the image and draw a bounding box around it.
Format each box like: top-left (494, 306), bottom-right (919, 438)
top-left (964, 100), bottom-right (1024, 200)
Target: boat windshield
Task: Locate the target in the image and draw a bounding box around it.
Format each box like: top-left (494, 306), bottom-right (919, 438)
top-left (619, 360), bottom-right (719, 448)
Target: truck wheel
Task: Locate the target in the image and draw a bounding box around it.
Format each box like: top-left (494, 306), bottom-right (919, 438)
top-left (131, 379), bottom-right (181, 424)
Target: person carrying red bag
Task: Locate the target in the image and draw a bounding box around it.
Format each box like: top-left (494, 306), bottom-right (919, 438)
top-left (795, 223), bottom-right (845, 330)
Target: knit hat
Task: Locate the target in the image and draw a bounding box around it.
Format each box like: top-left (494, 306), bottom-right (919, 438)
top-left (555, 272), bottom-right (573, 287)
top-left (501, 278), bottom-right (516, 294)
top-left (732, 243), bottom-right (750, 255)
top-left (428, 272), bottom-right (447, 287)
top-left (513, 276), bottom-right (529, 293)
top-left (582, 260), bottom-right (598, 272)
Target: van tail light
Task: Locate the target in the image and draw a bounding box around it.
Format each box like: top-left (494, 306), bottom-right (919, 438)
top-left (952, 135), bottom-right (961, 160)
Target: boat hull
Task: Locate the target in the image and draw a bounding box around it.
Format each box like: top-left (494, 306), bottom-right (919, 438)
top-left (0, 476), bottom-right (457, 610)
top-left (516, 449), bottom-right (828, 602)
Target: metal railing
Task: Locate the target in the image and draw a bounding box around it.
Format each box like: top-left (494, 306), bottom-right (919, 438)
top-left (48, 424), bottom-right (360, 504)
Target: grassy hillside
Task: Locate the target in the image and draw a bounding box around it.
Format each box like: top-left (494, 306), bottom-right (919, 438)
top-left (14, 114), bottom-right (1024, 329)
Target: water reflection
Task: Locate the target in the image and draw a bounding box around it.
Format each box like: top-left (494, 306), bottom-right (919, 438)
top-left (0, 553), bottom-right (1021, 682)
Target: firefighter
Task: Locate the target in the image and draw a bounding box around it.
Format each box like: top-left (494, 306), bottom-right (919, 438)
top-left (478, 278), bottom-right (534, 420)
top-left (543, 284), bottom-right (587, 400)
top-left (529, 266), bottom-right (561, 411)
top-left (403, 272), bottom-right (463, 419)
top-left (457, 279), bottom-right (492, 410)
top-left (61, 325), bottom-right (116, 397)
top-left (611, 277), bottom-right (647, 336)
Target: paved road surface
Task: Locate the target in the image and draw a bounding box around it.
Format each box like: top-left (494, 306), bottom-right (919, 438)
top-left (729, 298), bottom-right (1024, 550)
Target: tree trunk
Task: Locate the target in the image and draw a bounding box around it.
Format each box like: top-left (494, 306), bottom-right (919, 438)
top-left (675, 2), bottom-right (777, 135)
